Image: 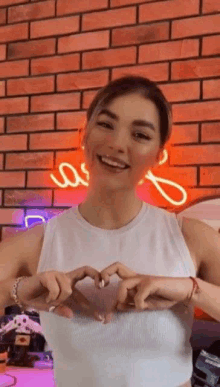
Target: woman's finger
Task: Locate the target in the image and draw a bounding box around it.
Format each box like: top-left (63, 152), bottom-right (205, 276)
top-left (62, 287), bottom-right (104, 322)
top-left (100, 262), bottom-right (137, 286)
top-left (67, 266), bottom-right (102, 290)
top-left (116, 277), bottom-right (141, 305)
top-left (45, 272), bottom-right (72, 305)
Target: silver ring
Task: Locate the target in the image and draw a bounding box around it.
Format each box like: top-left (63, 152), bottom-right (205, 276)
top-left (49, 306), bottom-right (56, 313)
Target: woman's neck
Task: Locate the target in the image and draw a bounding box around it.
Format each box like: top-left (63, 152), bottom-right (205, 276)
top-left (78, 198), bottom-right (143, 230)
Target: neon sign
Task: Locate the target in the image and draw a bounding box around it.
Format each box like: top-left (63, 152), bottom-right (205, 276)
top-left (22, 149), bottom-right (187, 228)
top-left (24, 215), bottom-right (46, 229)
top-left (49, 149), bottom-right (187, 207)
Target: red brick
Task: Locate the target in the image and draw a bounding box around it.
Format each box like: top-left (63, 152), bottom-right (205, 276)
top-left (0, 0), bottom-right (28, 6)
top-left (29, 131), bottom-right (79, 150)
top-left (31, 92), bottom-right (80, 112)
top-left (0, 173), bottom-right (25, 188)
top-left (4, 189), bottom-right (52, 208)
top-left (159, 81), bottom-right (200, 102)
top-left (111, 0), bottom-right (151, 6)
top-left (57, 111), bottom-right (87, 130)
top-left (83, 47), bottom-right (136, 70)
top-left (8, 38), bottom-right (56, 60)
top-left (170, 144), bottom-right (220, 165)
top-left (0, 134), bottom-right (27, 151)
top-left (203, 79), bottom-right (220, 100)
top-left (0, 81), bottom-right (5, 97)
top-left (0, 97), bottom-right (28, 115)
top-left (58, 30), bottom-right (109, 54)
top-left (112, 22), bottom-right (169, 47)
top-left (0, 44), bottom-right (6, 60)
top-left (27, 170), bottom-right (53, 188)
top-left (172, 58), bottom-right (220, 80)
top-left (173, 101), bottom-right (220, 123)
top-left (6, 152), bottom-right (53, 169)
top-left (7, 113), bottom-right (54, 133)
top-left (170, 124), bottom-right (199, 144)
top-left (139, 0), bottom-right (199, 23)
top-left (202, 123), bottom-right (220, 142)
top-left (172, 14), bottom-right (220, 39)
top-left (0, 9), bottom-right (6, 25)
top-left (31, 53), bottom-right (80, 75)
top-left (57, 70), bottom-right (109, 92)
top-left (203, 35), bottom-right (220, 56)
top-left (57, 0), bottom-right (107, 16)
top-left (83, 90), bottom-right (102, 110)
top-left (0, 117), bottom-right (4, 132)
top-left (31, 15), bottom-right (79, 39)
top-left (0, 60), bottom-right (28, 78)
top-left (0, 23), bottom-right (28, 43)
top-left (8, 1), bottom-right (55, 23)
top-left (153, 166), bottom-right (197, 186)
top-left (113, 62), bottom-right (169, 81)
top-left (54, 150), bottom-right (91, 184)
top-left (202, 0), bottom-right (220, 14)
top-left (200, 167), bottom-right (220, 186)
top-left (27, 169), bottom-right (71, 188)
top-left (0, 209), bottom-right (24, 231)
top-left (7, 75), bottom-right (55, 96)
top-left (139, 39), bottom-right (199, 63)
top-left (82, 7), bottom-right (136, 31)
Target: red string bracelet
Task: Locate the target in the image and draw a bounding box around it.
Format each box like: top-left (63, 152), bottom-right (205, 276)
top-left (183, 276), bottom-right (199, 307)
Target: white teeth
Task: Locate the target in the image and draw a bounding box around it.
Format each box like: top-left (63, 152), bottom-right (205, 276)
top-left (101, 156), bottom-right (126, 169)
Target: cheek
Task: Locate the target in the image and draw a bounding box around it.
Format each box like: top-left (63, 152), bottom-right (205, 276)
top-left (136, 150), bottom-right (157, 165)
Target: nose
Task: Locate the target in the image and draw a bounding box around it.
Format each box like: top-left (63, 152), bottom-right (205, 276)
top-left (106, 132), bottom-right (127, 154)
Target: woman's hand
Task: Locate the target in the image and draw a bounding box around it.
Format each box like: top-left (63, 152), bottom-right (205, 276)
top-left (98, 262), bottom-right (193, 324)
top-left (16, 267), bottom-right (105, 322)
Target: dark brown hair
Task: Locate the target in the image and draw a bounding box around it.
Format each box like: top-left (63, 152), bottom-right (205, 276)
top-left (81, 75), bottom-right (172, 149)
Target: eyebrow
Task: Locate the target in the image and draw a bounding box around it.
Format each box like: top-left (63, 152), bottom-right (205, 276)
top-left (97, 108), bottom-right (156, 132)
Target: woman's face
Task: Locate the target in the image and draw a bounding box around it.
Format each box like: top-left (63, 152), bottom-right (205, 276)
top-left (82, 92), bottom-right (163, 192)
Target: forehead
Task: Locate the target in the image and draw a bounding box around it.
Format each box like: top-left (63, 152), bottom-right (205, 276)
top-left (100, 93), bottom-right (160, 124)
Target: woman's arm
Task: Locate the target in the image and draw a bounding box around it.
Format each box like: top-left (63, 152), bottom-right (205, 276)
top-left (182, 217), bottom-right (220, 322)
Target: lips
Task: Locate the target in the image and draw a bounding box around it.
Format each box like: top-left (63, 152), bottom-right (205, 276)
top-left (98, 154), bottom-right (130, 168)
top-left (97, 155), bottom-right (130, 171)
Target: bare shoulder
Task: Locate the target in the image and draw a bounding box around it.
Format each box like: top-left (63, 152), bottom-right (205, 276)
top-left (181, 216), bottom-right (220, 279)
top-left (18, 223), bottom-right (46, 276)
top-left (0, 222), bottom-right (45, 282)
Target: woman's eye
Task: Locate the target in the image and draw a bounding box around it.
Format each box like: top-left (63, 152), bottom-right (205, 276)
top-left (97, 122), bottom-right (151, 140)
top-left (97, 121), bottom-right (112, 129)
top-left (135, 133), bottom-right (151, 140)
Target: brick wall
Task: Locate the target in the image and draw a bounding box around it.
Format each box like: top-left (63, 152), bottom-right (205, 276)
top-left (0, 0), bottom-right (219, 241)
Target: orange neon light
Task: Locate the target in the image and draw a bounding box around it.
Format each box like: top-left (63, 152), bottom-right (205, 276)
top-left (50, 150), bottom-right (187, 206)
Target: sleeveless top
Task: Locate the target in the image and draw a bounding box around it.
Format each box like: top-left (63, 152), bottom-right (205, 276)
top-left (37, 201), bottom-right (195, 387)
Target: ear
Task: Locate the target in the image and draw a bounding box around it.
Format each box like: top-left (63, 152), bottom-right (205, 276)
top-left (81, 133), bottom-right (87, 149)
top-left (154, 148), bottom-right (164, 166)
top-left (156, 150), bottom-right (161, 163)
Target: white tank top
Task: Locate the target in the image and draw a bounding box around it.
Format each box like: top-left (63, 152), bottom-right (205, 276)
top-left (37, 201), bottom-right (195, 387)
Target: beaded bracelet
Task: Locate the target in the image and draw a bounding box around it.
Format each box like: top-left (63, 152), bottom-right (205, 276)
top-left (11, 276), bottom-right (29, 313)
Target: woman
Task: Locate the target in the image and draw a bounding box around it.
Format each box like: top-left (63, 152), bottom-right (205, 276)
top-left (30, 75), bottom-right (202, 387)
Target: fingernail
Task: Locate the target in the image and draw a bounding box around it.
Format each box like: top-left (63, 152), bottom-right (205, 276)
top-left (99, 280), bottom-right (105, 288)
top-left (98, 314), bottom-right (105, 321)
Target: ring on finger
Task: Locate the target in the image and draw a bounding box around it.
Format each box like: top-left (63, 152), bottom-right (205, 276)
top-left (49, 305), bottom-right (56, 313)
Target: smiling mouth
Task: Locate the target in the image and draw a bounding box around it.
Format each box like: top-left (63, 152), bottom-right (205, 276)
top-left (97, 155), bottom-right (130, 171)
